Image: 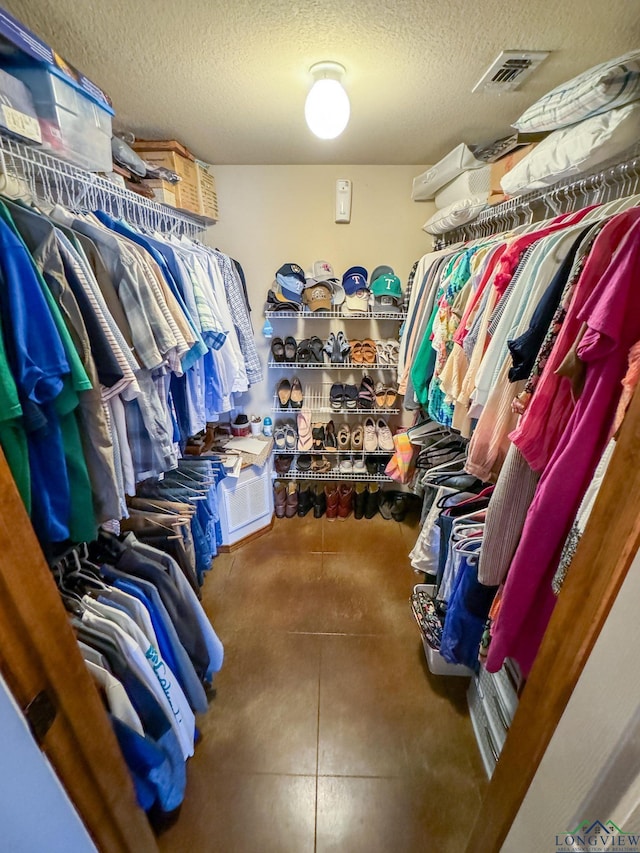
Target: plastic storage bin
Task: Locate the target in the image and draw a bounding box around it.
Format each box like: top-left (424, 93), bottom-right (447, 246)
top-left (8, 63), bottom-right (113, 172)
top-left (413, 584), bottom-right (474, 677)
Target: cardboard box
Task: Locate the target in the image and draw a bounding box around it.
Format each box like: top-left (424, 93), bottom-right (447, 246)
top-left (489, 143), bottom-right (537, 204)
top-left (141, 178), bottom-right (177, 208)
top-left (196, 162), bottom-right (219, 220)
top-left (134, 147), bottom-right (200, 214)
top-left (133, 138), bottom-right (194, 160)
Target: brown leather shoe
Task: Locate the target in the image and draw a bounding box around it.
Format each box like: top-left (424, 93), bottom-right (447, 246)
top-left (337, 483), bottom-right (353, 520)
top-left (325, 483), bottom-right (339, 521)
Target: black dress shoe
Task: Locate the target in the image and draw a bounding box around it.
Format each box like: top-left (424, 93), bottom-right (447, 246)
top-left (298, 482), bottom-right (313, 517)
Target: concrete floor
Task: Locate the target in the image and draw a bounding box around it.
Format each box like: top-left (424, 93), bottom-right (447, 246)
top-left (158, 510), bottom-right (487, 853)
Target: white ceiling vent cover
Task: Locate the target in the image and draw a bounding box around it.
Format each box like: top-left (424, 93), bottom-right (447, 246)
top-left (472, 51), bottom-right (550, 93)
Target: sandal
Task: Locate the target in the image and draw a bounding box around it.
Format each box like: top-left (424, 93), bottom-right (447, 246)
top-left (324, 332), bottom-right (337, 361)
top-left (284, 336), bottom-right (297, 361)
top-left (384, 340), bottom-right (400, 365)
top-left (296, 339), bottom-right (312, 363)
top-left (330, 383), bottom-right (344, 411)
top-left (337, 424), bottom-right (351, 451)
top-left (374, 381), bottom-right (387, 408)
top-left (363, 417), bottom-right (378, 452)
top-left (277, 378), bottom-right (291, 408)
top-left (343, 384), bottom-right (359, 409)
top-left (312, 424), bottom-right (326, 451)
top-left (351, 425), bottom-right (364, 452)
top-left (290, 377), bottom-right (304, 408)
top-left (309, 336), bottom-right (325, 364)
top-left (361, 338), bottom-right (377, 365)
top-left (275, 454), bottom-right (292, 474)
top-left (271, 337), bottom-right (285, 362)
top-left (351, 341), bottom-right (363, 364)
top-left (337, 331), bottom-right (351, 362)
top-left (297, 407), bottom-right (313, 451)
top-left (312, 455), bottom-right (332, 473)
top-left (358, 376), bottom-right (375, 410)
top-left (284, 425), bottom-right (297, 450)
top-left (325, 420), bottom-right (338, 452)
top-left (376, 341), bottom-right (387, 364)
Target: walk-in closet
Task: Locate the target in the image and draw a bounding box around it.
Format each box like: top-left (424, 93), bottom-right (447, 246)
top-left (0, 2), bottom-right (639, 852)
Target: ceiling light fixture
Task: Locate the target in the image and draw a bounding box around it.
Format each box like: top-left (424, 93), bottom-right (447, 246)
top-left (305, 61), bottom-right (350, 140)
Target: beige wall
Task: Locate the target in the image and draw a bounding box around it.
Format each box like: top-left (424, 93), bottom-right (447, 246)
top-left (206, 165), bottom-right (434, 416)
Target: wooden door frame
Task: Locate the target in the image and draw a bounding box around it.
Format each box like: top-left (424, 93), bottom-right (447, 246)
top-left (0, 451), bottom-right (157, 853)
top-left (465, 385), bottom-right (640, 851)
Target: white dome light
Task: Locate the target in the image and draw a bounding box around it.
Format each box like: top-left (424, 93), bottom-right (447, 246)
top-left (305, 61), bottom-right (350, 140)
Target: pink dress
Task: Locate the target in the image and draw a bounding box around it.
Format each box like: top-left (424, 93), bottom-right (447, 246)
top-left (486, 213), bottom-right (640, 676)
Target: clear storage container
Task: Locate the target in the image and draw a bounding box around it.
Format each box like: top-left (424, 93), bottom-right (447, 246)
top-left (7, 62), bottom-right (113, 172)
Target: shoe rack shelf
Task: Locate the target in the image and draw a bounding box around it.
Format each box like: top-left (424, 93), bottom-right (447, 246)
top-left (266, 310), bottom-right (407, 321)
top-left (272, 384), bottom-right (399, 415)
top-left (268, 312), bottom-right (403, 484)
top-left (268, 360), bottom-right (397, 371)
top-left (273, 470), bottom-right (394, 482)
top-left (274, 449), bottom-right (393, 456)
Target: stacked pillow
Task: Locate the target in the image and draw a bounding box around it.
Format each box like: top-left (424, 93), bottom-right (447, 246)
top-left (502, 50), bottom-right (640, 197)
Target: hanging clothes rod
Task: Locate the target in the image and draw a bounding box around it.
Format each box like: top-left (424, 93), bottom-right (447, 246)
top-left (0, 135), bottom-right (215, 238)
top-left (439, 142), bottom-right (640, 246)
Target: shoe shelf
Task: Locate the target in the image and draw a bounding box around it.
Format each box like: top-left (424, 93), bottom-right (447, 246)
top-left (273, 470), bottom-right (394, 482)
top-left (268, 359), bottom-right (397, 370)
top-left (273, 449), bottom-right (393, 455)
top-left (266, 310), bottom-right (407, 321)
top-left (272, 385), bottom-right (400, 415)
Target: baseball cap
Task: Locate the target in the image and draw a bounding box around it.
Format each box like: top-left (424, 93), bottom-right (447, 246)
top-left (275, 263), bottom-right (306, 302)
top-left (313, 260), bottom-right (336, 280)
top-left (265, 284), bottom-right (300, 312)
top-left (342, 266), bottom-right (368, 295)
top-left (303, 281), bottom-right (333, 312)
top-left (342, 290), bottom-right (370, 314)
top-left (370, 265), bottom-right (394, 282)
top-left (371, 273), bottom-right (403, 300)
top-left (270, 279), bottom-right (303, 306)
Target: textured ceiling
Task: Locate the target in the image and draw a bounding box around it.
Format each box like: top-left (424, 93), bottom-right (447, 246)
top-left (3, 0), bottom-right (640, 165)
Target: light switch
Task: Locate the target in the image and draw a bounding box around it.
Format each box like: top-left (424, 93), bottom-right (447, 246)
top-left (335, 179), bottom-right (351, 223)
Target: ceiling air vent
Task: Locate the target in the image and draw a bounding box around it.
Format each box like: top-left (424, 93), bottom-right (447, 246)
top-left (472, 50), bottom-right (550, 93)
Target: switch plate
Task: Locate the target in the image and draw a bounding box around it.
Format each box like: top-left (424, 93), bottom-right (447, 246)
top-left (335, 179), bottom-right (351, 223)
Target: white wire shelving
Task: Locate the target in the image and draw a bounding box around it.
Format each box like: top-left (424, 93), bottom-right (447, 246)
top-left (265, 309), bottom-right (407, 321)
top-left (268, 359), bottom-right (398, 371)
top-left (272, 469), bottom-right (394, 482)
top-left (0, 135), bottom-right (214, 237)
top-left (271, 382), bottom-right (401, 416)
top-left (272, 448), bottom-right (394, 456)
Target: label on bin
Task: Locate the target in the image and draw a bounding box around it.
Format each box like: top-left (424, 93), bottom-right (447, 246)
top-left (1, 105), bottom-right (41, 143)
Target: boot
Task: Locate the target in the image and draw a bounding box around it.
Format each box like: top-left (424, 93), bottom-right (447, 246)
top-left (274, 480), bottom-right (287, 519)
top-left (364, 483), bottom-right (380, 519)
top-left (325, 483), bottom-right (339, 521)
top-left (313, 484), bottom-right (327, 518)
top-left (353, 483), bottom-right (367, 519)
top-left (297, 481), bottom-right (313, 517)
top-left (337, 483), bottom-right (353, 520)
top-left (285, 481), bottom-right (298, 518)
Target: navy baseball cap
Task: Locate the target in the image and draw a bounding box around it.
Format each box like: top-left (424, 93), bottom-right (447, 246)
top-left (342, 266), bottom-right (368, 296)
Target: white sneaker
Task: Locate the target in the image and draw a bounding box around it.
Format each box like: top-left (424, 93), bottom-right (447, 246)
top-left (376, 418), bottom-right (394, 452)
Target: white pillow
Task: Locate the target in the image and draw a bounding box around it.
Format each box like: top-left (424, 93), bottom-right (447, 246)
top-left (514, 49), bottom-right (640, 133)
top-left (501, 102), bottom-right (640, 196)
top-left (412, 144), bottom-right (485, 201)
top-left (422, 196), bottom-right (487, 235)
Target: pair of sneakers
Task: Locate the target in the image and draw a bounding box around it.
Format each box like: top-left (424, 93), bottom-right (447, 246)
top-left (363, 417), bottom-right (394, 452)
